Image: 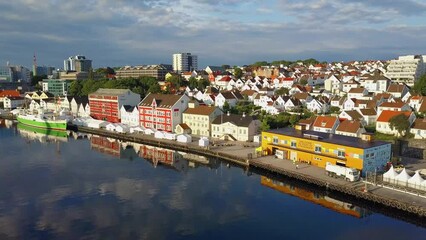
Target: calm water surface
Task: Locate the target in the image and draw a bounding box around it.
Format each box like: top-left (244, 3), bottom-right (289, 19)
top-left (0, 122), bottom-right (425, 240)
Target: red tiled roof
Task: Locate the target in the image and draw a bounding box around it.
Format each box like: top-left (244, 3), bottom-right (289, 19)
top-left (419, 98), bottom-right (426, 112)
top-left (387, 83), bottom-right (407, 93)
top-left (377, 110), bottom-right (412, 122)
top-left (0, 90), bottom-right (20, 97)
top-left (379, 101), bottom-right (406, 108)
top-left (348, 87), bottom-right (366, 93)
top-left (313, 116), bottom-right (338, 129)
top-left (184, 106), bottom-right (218, 115)
top-left (336, 120), bottom-right (362, 133)
top-left (219, 76), bottom-right (232, 82)
top-left (178, 123), bottom-right (191, 130)
top-left (411, 119), bottom-right (426, 130)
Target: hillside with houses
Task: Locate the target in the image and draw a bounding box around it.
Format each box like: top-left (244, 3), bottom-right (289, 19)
top-left (2, 55), bottom-right (426, 141)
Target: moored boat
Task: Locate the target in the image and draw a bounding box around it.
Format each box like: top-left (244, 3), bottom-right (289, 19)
top-left (17, 112), bottom-right (67, 130)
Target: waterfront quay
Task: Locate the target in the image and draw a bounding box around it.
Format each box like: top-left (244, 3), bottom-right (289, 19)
top-left (71, 125), bottom-right (426, 219)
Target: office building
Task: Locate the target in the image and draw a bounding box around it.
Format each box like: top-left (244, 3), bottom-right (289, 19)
top-left (42, 79), bottom-right (73, 96)
top-left (35, 66), bottom-right (55, 76)
top-left (0, 65), bottom-right (31, 83)
top-left (115, 64), bottom-right (170, 80)
top-left (385, 55), bottom-right (426, 87)
top-left (173, 53), bottom-right (198, 73)
top-left (64, 55), bottom-right (92, 72)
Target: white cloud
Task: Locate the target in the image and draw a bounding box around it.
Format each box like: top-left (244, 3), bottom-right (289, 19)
top-left (0, 0), bottom-right (426, 67)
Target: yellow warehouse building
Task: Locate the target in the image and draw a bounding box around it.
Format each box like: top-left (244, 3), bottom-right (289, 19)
top-left (261, 126), bottom-right (392, 176)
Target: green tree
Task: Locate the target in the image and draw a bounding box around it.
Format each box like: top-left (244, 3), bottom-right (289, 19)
top-left (299, 78), bottom-right (308, 85)
top-left (271, 60), bottom-right (294, 67)
top-left (302, 58), bottom-right (320, 65)
top-left (389, 114), bottom-right (410, 137)
top-left (275, 87), bottom-right (289, 96)
top-left (234, 68), bottom-right (243, 79)
top-left (31, 74), bottom-right (47, 86)
top-left (329, 106), bottom-right (340, 114)
top-left (147, 83), bottom-right (161, 94)
top-left (166, 75), bottom-right (184, 91)
top-left (188, 77), bottom-right (198, 89)
top-left (223, 101), bottom-right (231, 113)
top-left (289, 114), bottom-right (300, 126)
top-left (222, 64), bottom-right (230, 70)
top-left (260, 119), bottom-right (270, 131)
top-left (252, 61), bottom-right (269, 67)
top-left (413, 74), bottom-right (426, 96)
top-left (197, 78), bottom-right (210, 91)
top-left (69, 80), bottom-right (83, 96)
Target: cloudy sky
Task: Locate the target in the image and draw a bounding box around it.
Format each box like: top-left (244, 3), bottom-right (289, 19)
top-left (1, 0), bottom-right (426, 69)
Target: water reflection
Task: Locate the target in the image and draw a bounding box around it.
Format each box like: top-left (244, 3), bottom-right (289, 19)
top-left (17, 123), bottom-right (68, 143)
top-left (0, 119), bottom-right (14, 129)
top-left (261, 176), bottom-right (370, 218)
top-left (0, 126), bottom-right (424, 239)
top-left (89, 134), bottom-right (221, 172)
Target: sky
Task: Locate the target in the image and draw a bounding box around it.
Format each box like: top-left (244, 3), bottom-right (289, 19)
top-left (1, 0), bottom-right (426, 69)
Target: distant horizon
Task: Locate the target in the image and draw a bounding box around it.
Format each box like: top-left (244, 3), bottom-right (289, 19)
top-left (1, 53), bottom-right (412, 71)
top-left (1, 1), bottom-right (426, 69)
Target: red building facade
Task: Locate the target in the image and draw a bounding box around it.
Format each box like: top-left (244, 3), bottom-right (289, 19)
top-left (89, 88), bottom-right (140, 123)
top-left (139, 93), bottom-right (189, 132)
top-left (90, 135), bottom-right (121, 157)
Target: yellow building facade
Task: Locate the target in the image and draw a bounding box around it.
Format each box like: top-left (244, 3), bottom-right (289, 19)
top-left (261, 127), bottom-right (391, 175)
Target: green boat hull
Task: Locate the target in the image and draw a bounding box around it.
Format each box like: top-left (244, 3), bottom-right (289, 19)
top-left (17, 123), bottom-right (68, 138)
top-left (17, 115), bottom-right (67, 130)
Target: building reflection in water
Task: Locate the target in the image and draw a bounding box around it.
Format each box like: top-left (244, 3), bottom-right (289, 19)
top-left (0, 119), bottom-right (15, 129)
top-left (89, 134), bottom-right (220, 172)
top-left (261, 176), bottom-right (370, 218)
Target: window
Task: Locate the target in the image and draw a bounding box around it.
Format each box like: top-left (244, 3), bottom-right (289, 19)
top-left (337, 150), bottom-right (345, 158)
top-left (291, 141), bottom-right (297, 148)
top-left (273, 137), bottom-right (278, 144)
top-left (315, 146), bottom-right (321, 153)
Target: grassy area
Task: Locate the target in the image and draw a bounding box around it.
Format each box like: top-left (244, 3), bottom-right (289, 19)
top-left (374, 132), bottom-right (396, 141)
top-left (364, 124), bottom-right (376, 133)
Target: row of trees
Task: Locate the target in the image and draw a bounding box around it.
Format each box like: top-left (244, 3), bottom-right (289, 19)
top-left (68, 77), bottom-right (162, 99)
top-left (68, 75), bottom-right (211, 99)
top-left (413, 74), bottom-right (426, 96)
top-left (251, 58), bottom-right (323, 68)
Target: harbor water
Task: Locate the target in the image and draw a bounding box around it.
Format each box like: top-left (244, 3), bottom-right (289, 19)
top-left (0, 122), bottom-right (425, 239)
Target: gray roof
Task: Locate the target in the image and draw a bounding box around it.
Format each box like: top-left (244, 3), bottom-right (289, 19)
top-left (90, 88), bottom-right (132, 96)
top-left (139, 93), bottom-right (185, 108)
top-left (266, 128), bottom-right (390, 149)
top-left (212, 114), bottom-right (257, 127)
top-left (122, 105), bottom-right (137, 112)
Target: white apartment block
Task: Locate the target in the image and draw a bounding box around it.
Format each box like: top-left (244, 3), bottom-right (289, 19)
top-left (385, 55), bottom-right (426, 87)
top-left (172, 53), bottom-right (198, 73)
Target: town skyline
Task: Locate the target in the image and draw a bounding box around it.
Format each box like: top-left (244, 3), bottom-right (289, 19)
top-left (1, 0), bottom-right (426, 68)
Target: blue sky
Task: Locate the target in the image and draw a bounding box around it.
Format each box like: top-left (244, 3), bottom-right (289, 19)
top-left (1, 0), bottom-right (426, 69)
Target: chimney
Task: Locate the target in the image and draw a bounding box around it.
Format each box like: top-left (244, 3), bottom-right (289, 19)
top-left (361, 132), bottom-right (374, 142)
top-left (242, 112), bottom-right (246, 117)
top-left (295, 123), bottom-right (306, 131)
top-left (227, 111), bottom-right (230, 116)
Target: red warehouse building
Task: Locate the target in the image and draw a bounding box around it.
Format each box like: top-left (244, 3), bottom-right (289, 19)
top-left (89, 88), bottom-right (140, 123)
top-left (139, 93), bottom-right (190, 132)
